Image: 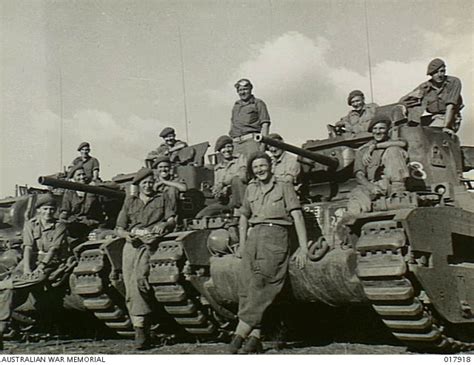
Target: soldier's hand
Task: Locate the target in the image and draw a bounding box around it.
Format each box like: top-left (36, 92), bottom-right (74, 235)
top-left (137, 277), bottom-right (150, 293)
top-left (293, 247), bottom-right (308, 270)
top-left (362, 147), bottom-right (375, 165)
top-left (235, 245), bottom-right (244, 259)
top-left (151, 223), bottom-right (168, 236)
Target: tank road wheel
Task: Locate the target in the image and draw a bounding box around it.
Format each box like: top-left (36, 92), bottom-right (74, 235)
top-left (149, 239), bottom-right (219, 339)
top-left (71, 247), bottom-right (134, 338)
top-left (355, 219), bottom-right (474, 353)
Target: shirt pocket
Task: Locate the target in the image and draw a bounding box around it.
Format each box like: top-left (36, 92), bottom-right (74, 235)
top-left (265, 193), bottom-right (286, 219)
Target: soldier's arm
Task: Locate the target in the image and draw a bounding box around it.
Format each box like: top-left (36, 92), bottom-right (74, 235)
top-left (168, 141), bottom-right (188, 153)
top-left (237, 214), bottom-right (248, 258)
top-left (445, 104), bottom-right (455, 130)
top-left (161, 179), bottom-right (187, 192)
top-left (373, 139), bottom-right (407, 150)
top-left (22, 221), bottom-right (35, 273)
top-left (291, 209), bottom-right (309, 269)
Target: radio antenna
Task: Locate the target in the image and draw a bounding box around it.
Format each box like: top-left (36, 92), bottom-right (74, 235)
top-left (364, 0), bottom-right (375, 102)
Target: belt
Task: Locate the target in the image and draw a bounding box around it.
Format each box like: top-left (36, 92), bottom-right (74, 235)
top-left (232, 133), bottom-right (258, 142)
top-left (250, 222), bottom-right (288, 228)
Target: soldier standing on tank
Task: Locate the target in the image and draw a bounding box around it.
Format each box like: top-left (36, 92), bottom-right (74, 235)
top-left (59, 165), bottom-right (105, 239)
top-left (0, 194), bottom-right (69, 350)
top-left (399, 58), bottom-right (463, 133)
top-left (115, 168), bottom-right (177, 350)
top-left (146, 127), bottom-right (190, 166)
top-left (347, 116), bottom-right (409, 214)
top-left (266, 133), bottom-right (301, 185)
top-left (69, 142), bottom-right (101, 183)
top-left (196, 135), bottom-right (247, 218)
top-left (228, 152), bottom-right (309, 354)
top-left (230, 79), bottom-right (271, 158)
top-left (333, 90), bottom-right (378, 135)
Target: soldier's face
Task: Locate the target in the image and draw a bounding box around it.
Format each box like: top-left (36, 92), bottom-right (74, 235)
top-left (163, 133), bottom-right (176, 146)
top-left (237, 85), bottom-right (252, 101)
top-left (220, 143), bottom-right (234, 160)
top-left (431, 66), bottom-right (446, 84)
top-left (372, 123), bottom-right (389, 142)
top-left (268, 145), bottom-right (283, 159)
top-left (38, 205), bottom-right (56, 222)
top-left (350, 96), bottom-right (365, 111)
top-left (80, 147), bottom-right (90, 158)
top-left (139, 176), bottom-right (155, 196)
top-left (156, 162), bottom-right (171, 179)
top-left (252, 158), bottom-right (271, 182)
top-left (73, 169), bottom-right (86, 184)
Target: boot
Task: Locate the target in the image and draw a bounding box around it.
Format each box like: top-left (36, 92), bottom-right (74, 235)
top-left (134, 327), bottom-right (151, 350)
top-left (228, 334), bottom-right (244, 354)
top-left (242, 336), bottom-right (263, 354)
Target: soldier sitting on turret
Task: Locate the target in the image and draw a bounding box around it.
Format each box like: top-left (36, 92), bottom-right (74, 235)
top-left (266, 133), bottom-right (301, 185)
top-left (69, 142), bottom-right (101, 183)
top-left (347, 116), bottom-right (409, 214)
top-left (329, 90), bottom-right (378, 137)
top-left (152, 155), bottom-right (187, 199)
top-left (196, 135), bottom-right (247, 218)
top-left (146, 127), bottom-right (194, 166)
top-left (59, 165), bottom-right (105, 239)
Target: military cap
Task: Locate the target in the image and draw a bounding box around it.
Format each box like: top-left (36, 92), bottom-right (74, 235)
top-left (152, 155), bottom-right (171, 168)
top-left (267, 133), bottom-right (283, 141)
top-left (132, 168), bottom-right (154, 185)
top-left (347, 90), bottom-right (365, 105)
top-left (427, 58), bottom-right (445, 75)
top-left (234, 78), bottom-right (253, 89)
top-left (215, 135), bottom-right (233, 152)
top-left (35, 194), bottom-right (57, 208)
top-left (77, 142), bottom-right (90, 151)
top-left (67, 163), bottom-right (85, 179)
top-left (159, 127), bottom-right (175, 138)
top-left (368, 116), bottom-right (391, 132)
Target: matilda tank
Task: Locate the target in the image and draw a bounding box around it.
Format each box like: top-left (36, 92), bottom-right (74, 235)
top-left (145, 104), bottom-right (474, 352)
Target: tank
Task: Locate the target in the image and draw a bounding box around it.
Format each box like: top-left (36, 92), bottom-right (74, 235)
top-left (146, 105), bottom-right (474, 352)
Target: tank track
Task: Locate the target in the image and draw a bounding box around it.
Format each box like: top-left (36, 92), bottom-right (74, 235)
top-left (356, 219), bottom-right (474, 353)
top-left (149, 238), bottom-right (218, 338)
top-left (71, 247), bottom-right (134, 337)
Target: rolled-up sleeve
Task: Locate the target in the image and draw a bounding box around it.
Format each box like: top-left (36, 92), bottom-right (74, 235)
top-left (445, 77), bottom-right (462, 105)
top-left (92, 158), bottom-right (100, 172)
top-left (256, 99), bottom-right (271, 125)
top-left (22, 221), bottom-right (35, 248)
top-left (116, 198), bottom-right (130, 229)
top-left (282, 183), bottom-right (301, 213)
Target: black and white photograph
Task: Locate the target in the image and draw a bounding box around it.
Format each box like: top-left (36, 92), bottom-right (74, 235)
top-left (0, 0), bottom-right (473, 361)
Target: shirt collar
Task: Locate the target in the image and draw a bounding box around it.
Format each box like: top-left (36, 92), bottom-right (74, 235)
top-left (235, 95), bottom-right (256, 106)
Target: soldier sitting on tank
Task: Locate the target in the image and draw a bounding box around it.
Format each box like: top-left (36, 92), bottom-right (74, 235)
top-left (399, 58), bottom-right (463, 134)
top-left (266, 133), bottom-right (301, 186)
top-left (59, 165), bottom-right (105, 239)
top-left (152, 155), bottom-right (187, 199)
top-left (196, 135), bottom-right (247, 218)
top-left (68, 142), bottom-right (101, 183)
top-left (228, 152), bottom-right (309, 354)
top-left (146, 127), bottom-right (194, 166)
top-left (0, 194), bottom-right (70, 350)
top-left (347, 117), bottom-right (409, 214)
top-left (115, 168), bottom-right (177, 350)
top-left (329, 90), bottom-right (378, 137)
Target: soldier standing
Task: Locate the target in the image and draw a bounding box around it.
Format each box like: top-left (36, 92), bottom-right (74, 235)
top-left (266, 133), bottom-right (301, 185)
top-left (230, 79), bottom-right (271, 158)
top-left (334, 90), bottom-right (378, 135)
top-left (69, 142), bottom-right (101, 183)
top-left (399, 58), bottom-right (463, 133)
top-left (115, 168), bottom-right (177, 350)
top-left (229, 152), bottom-right (309, 354)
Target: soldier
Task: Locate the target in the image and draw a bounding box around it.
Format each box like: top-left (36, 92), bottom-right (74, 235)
top-left (229, 152), bottom-right (309, 354)
top-left (69, 142), bottom-right (100, 183)
top-left (115, 168), bottom-right (177, 350)
top-left (0, 194), bottom-right (69, 350)
top-left (399, 58), bottom-right (463, 133)
top-left (266, 133), bottom-right (300, 185)
top-left (334, 90), bottom-right (378, 135)
top-left (60, 165), bottom-right (105, 239)
top-left (230, 79), bottom-right (271, 158)
top-left (152, 155), bottom-right (187, 202)
top-left (146, 127), bottom-right (191, 165)
top-left (347, 116), bottom-right (409, 214)
top-left (196, 135), bottom-right (247, 218)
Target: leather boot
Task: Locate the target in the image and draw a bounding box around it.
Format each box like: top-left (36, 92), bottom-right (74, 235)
top-left (242, 336), bottom-right (263, 354)
top-left (134, 327), bottom-right (151, 350)
top-left (228, 334), bottom-right (244, 354)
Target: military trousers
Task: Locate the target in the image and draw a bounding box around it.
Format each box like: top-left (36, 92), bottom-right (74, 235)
top-left (233, 138), bottom-right (261, 159)
top-left (238, 224), bottom-right (290, 328)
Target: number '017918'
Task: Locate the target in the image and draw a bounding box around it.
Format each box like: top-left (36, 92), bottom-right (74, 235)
top-left (444, 356), bottom-right (471, 363)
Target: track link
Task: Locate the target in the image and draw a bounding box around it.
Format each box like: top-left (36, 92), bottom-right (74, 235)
top-left (356, 219), bottom-right (473, 353)
top-left (149, 239), bottom-right (218, 338)
top-left (71, 247), bottom-right (134, 337)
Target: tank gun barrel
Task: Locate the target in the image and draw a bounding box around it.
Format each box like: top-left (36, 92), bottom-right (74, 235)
top-left (38, 176), bottom-right (125, 199)
top-left (255, 134), bottom-right (339, 169)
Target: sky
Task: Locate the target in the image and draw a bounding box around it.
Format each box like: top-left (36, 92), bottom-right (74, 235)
top-left (1, 0), bottom-right (473, 196)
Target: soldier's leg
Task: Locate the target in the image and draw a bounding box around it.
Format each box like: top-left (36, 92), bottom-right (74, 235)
top-left (382, 147), bottom-right (409, 192)
top-left (230, 176), bottom-right (247, 208)
top-left (347, 186), bottom-right (373, 214)
top-left (234, 139), bottom-right (260, 159)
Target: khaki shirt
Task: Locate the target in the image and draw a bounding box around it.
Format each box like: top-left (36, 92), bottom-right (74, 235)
top-left (353, 140), bottom-right (385, 182)
top-left (272, 152), bottom-right (300, 184)
top-left (240, 176), bottom-right (301, 226)
top-left (147, 140), bottom-right (188, 159)
top-left (336, 103), bottom-right (378, 134)
top-left (213, 155), bottom-right (246, 195)
top-left (22, 217), bottom-right (68, 260)
top-left (230, 96), bottom-right (271, 138)
top-left (61, 190), bottom-right (104, 223)
top-left (70, 156), bottom-right (100, 181)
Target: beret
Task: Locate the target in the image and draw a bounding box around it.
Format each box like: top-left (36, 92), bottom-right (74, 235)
top-left (159, 127), bottom-right (175, 138)
top-left (368, 117), bottom-right (391, 132)
top-left (234, 78), bottom-right (253, 89)
top-left (215, 135), bottom-right (233, 152)
top-left (77, 142), bottom-right (90, 151)
top-left (35, 194), bottom-right (57, 208)
top-left (267, 133), bottom-right (283, 141)
top-left (67, 163), bottom-right (85, 179)
top-left (132, 168), bottom-right (154, 185)
top-left (152, 155), bottom-right (171, 168)
top-left (347, 90), bottom-right (364, 105)
top-left (427, 58), bottom-right (445, 75)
